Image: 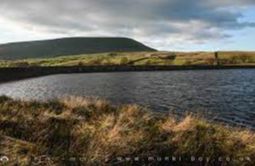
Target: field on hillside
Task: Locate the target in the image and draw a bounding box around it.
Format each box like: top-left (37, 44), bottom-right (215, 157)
top-left (1, 51), bottom-right (255, 67)
top-left (0, 96), bottom-right (254, 165)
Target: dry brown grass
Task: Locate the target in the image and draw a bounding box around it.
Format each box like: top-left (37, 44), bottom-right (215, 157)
top-left (1, 51), bottom-right (255, 67)
top-left (0, 96), bottom-right (254, 165)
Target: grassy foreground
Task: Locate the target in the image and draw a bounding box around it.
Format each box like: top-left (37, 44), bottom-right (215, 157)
top-left (0, 96), bottom-right (254, 165)
top-left (1, 51), bottom-right (255, 67)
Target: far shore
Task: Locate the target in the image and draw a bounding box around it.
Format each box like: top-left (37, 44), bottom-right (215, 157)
top-left (0, 65), bottom-right (255, 83)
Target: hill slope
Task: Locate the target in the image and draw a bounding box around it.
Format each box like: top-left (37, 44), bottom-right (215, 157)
top-left (0, 37), bottom-right (155, 60)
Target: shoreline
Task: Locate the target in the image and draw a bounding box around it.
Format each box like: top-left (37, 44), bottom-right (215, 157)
top-left (0, 65), bottom-right (255, 83)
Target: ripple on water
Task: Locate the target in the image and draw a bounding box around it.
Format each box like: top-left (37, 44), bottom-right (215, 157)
top-left (0, 69), bottom-right (254, 129)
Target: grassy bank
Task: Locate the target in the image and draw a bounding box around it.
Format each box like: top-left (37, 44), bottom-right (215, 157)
top-left (1, 51), bottom-right (255, 67)
top-left (0, 96), bottom-right (254, 165)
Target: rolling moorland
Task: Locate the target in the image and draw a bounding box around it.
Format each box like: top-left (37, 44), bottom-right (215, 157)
top-left (0, 96), bottom-right (254, 165)
top-left (0, 38), bottom-right (255, 165)
top-left (0, 37), bottom-right (254, 67)
top-left (0, 37), bottom-right (155, 60)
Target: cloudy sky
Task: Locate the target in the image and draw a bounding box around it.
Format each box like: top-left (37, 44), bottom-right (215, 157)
top-left (0, 0), bottom-right (255, 51)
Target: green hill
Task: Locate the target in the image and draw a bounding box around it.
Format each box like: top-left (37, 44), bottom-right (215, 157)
top-left (0, 37), bottom-right (155, 60)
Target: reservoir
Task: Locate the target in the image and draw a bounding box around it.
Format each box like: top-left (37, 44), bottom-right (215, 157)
top-left (0, 69), bottom-right (254, 129)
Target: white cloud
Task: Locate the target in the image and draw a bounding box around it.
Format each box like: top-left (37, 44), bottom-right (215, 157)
top-left (0, 0), bottom-right (255, 50)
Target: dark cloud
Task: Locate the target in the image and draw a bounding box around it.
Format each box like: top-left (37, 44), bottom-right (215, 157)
top-left (0, 0), bottom-right (255, 48)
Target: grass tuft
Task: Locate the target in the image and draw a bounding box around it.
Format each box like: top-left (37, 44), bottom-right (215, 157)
top-left (0, 96), bottom-right (254, 165)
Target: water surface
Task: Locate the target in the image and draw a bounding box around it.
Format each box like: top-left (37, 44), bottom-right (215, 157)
top-left (0, 69), bottom-right (254, 129)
